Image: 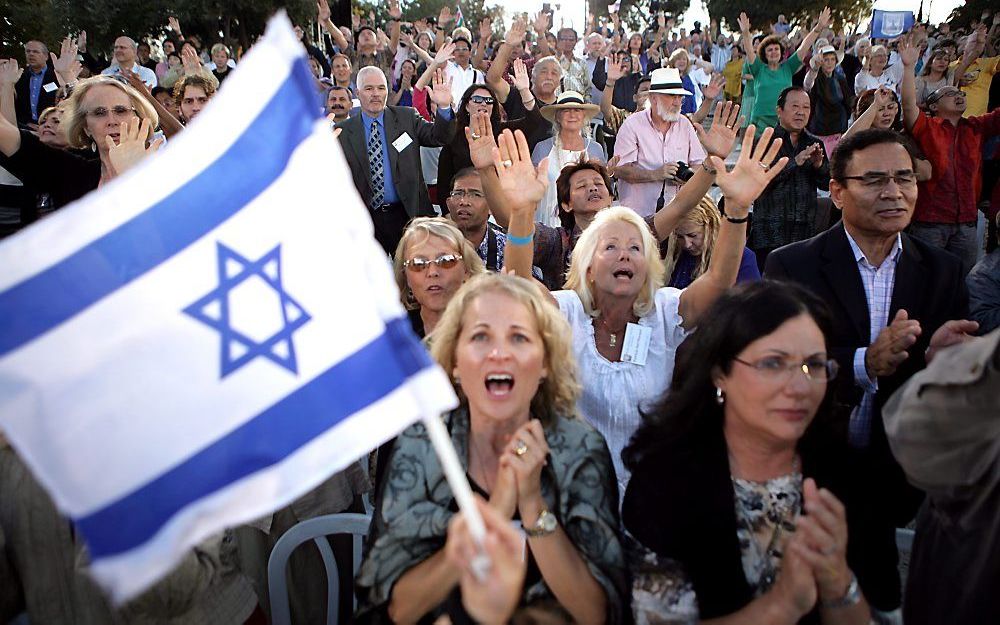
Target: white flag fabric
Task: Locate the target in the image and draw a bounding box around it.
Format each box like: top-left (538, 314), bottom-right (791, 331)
top-left (0, 12), bottom-right (457, 602)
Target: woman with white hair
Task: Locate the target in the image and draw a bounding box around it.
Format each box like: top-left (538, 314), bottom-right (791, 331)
top-left (499, 126), bottom-right (789, 496)
top-left (206, 43), bottom-right (235, 84)
top-left (530, 91), bottom-right (606, 228)
top-left (854, 44), bottom-right (904, 95)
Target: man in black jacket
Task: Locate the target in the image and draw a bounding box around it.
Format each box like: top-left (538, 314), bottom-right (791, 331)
top-left (336, 66), bottom-right (456, 256)
top-left (764, 128), bottom-right (978, 615)
top-left (14, 41), bottom-right (58, 127)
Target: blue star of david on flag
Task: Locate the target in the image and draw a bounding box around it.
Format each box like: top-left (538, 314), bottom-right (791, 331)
top-left (184, 242), bottom-right (311, 378)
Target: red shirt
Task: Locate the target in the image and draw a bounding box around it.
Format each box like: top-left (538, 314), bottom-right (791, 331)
top-left (910, 109), bottom-right (1000, 223)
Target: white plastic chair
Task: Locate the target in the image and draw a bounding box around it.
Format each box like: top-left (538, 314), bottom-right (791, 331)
top-left (267, 512), bottom-right (372, 625)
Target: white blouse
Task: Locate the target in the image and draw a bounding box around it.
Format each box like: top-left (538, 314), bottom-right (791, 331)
top-left (554, 288), bottom-right (690, 500)
top-left (854, 63), bottom-right (905, 95)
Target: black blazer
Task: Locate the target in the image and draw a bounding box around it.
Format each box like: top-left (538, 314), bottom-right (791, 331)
top-left (336, 106), bottom-right (456, 218)
top-left (764, 223), bottom-right (967, 545)
top-left (14, 65), bottom-right (58, 126)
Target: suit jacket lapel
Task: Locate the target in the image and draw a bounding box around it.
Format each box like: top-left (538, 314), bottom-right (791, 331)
top-left (890, 234), bottom-right (924, 320)
top-left (821, 224), bottom-right (873, 342)
top-left (384, 107), bottom-right (401, 183)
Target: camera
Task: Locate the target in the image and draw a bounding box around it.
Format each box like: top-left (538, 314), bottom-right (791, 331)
top-left (675, 161), bottom-right (694, 182)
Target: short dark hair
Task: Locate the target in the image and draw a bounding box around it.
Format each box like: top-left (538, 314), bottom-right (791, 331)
top-left (328, 84), bottom-right (352, 96)
top-left (777, 86), bottom-right (809, 109)
top-left (933, 37), bottom-right (957, 51)
top-left (450, 167), bottom-right (480, 194)
top-left (555, 160), bottom-right (612, 230)
top-left (151, 86), bottom-right (170, 99)
top-left (830, 128), bottom-right (916, 181)
top-left (635, 74), bottom-right (652, 96)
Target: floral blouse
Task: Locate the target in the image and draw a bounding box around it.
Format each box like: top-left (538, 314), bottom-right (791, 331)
top-left (630, 471), bottom-right (803, 624)
top-left (355, 406), bottom-right (628, 623)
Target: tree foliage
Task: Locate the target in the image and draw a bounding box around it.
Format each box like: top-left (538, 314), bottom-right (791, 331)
top-left (706, 0), bottom-right (873, 34)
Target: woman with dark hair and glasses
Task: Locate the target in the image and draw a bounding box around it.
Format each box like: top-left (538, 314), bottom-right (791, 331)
top-left (436, 58), bottom-right (543, 204)
top-left (623, 281), bottom-right (889, 624)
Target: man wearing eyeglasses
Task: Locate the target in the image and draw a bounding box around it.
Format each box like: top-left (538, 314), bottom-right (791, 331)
top-left (899, 35), bottom-right (1000, 275)
top-left (764, 128), bottom-right (977, 619)
top-left (445, 167), bottom-right (505, 270)
top-left (101, 37), bottom-right (158, 89)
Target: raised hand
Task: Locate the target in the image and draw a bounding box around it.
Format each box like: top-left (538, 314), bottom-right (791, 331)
top-left (399, 31), bottom-right (414, 48)
top-left (181, 45), bottom-right (202, 75)
top-left (316, 0), bottom-right (331, 23)
top-left (0, 59), bottom-right (24, 89)
top-left (107, 117), bottom-right (163, 176)
top-left (709, 125), bottom-right (788, 212)
top-left (51, 37), bottom-right (81, 85)
top-left (694, 100), bottom-right (742, 159)
top-left (388, 0), bottom-right (402, 20)
top-left (738, 12), bottom-right (751, 33)
top-left (700, 73), bottom-right (725, 101)
top-left (494, 129), bottom-right (549, 211)
top-left (480, 17), bottom-right (493, 43)
top-left (657, 13), bottom-right (666, 32)
top-left (465, 110), bottom-right (498, 170)
top-left (429, 67), bottom-right (454, 109)
top-left (505, 17), bottom-right (527, 47)
top-left (121, 68), bottom-right (152, 97)
top-left (511, 57), bottom-right (530, 91)
top-left (866, 309), bottom-right (922, 378)
top-left (816, 7), bottom-right (833, 31)
top-left (76, 29), bottom-right (87, 53)
top-left (433, 41), bottom-right (456, 67)
top-left (168, 16), bottom-right (182, 35)
top-left (533, 11), bottom-right (550, 34)
top-left (898, 32), bottom-right (920, 67)
top-left (438, 6), bottom-right (453, 27)
top-left (605, 55), bottom-right (625, 82)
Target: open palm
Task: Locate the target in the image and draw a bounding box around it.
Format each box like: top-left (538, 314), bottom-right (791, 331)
top-left (495, 129), bottom-right (548, 210)
top-left (694, 101), bottom-right (742, 159)
top-left (710, 125), bottom-right (788, 209)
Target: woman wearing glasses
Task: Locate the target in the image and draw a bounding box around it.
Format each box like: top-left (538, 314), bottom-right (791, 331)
top-left (0, 73), bottom-right (161, 209)
top-left (623, 281), bottom-right (883, 624)
top-left (436, 59), bottom-right (543, 204)
top-left (393, 217), bottom-right (486, 339)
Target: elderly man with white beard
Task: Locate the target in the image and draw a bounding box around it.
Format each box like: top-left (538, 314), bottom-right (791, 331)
top-left (612, 67), bottom-right (707, 217)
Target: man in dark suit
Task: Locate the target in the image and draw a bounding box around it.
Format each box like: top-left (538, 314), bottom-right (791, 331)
top-left (14, 41), bottom-right (58, 127)
top-left (336, 65), bottom-right (456, 256)
top-left (765, 129), bottom-right (978, 616)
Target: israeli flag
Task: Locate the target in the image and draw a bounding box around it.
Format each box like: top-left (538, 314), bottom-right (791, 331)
top-left (0, 13), bottom-right (457, 602)
top-left (871, 10), bottom-right (915, 40)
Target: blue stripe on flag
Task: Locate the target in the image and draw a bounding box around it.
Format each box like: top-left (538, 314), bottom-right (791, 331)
top-left (0, 60), bottom-right (319, 358)
top-left (76, 316), bottom-right (432, 558)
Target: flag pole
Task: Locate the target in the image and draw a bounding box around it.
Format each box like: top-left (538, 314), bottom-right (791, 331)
top-left (422, 413), bottom-right (491, 577)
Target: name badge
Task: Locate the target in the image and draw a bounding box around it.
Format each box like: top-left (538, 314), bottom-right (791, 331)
top-left (43, 82), bottom-right (58, 93)
top-left (391, 132), bottom-right (413, 153)
top-left (621, 322), bottom-right (651, 366)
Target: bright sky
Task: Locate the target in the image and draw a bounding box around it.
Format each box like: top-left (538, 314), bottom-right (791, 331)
top-left (493, 0), bottom-right (967, 34)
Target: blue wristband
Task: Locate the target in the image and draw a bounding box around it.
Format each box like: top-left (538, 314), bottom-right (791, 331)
top-left (506, 231), bottom-right (534, 246)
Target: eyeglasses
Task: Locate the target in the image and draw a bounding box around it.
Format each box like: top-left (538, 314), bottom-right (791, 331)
top-left (86, 105), bottom-right (138, 119)
top-left (469, 95), bottom-right (495, 105)
top-left (404, 254), bottom-right (463, 272)
top-left (558, 36), bottom-right (577, 41)
top-left (733, 356), bottom-right (839, 383)
top-left (454, 47), bottom-right (471, 52)
top-left (838, 172), bottom-right (918, 189)
top-left (448, 189), bottom-right (485, 200)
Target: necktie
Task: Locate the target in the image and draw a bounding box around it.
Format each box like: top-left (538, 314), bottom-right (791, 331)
top-left (368, 119), bottom-right (385, 209)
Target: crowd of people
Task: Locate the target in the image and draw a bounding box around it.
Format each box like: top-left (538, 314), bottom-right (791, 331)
top-left (1, 3), bottom-right (999, 625)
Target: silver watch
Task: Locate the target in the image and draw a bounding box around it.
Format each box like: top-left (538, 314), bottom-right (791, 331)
top-left (820, 573), bottom-right (861, 608)
top-left (524, 509), bottom-right (557, 537)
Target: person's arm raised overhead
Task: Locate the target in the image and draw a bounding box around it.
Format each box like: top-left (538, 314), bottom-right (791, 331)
top-left (679, 125), bottom-right (787, 329)
top-left (0, 58), bottom-right (22, 130)
top-left (316, 0), bottom-right (349, 50)
top-left (796, 7), bottom-right (832, 62)
top-left (739, 12), bottom-right (757, 65)
top-left (486, 18), bottom-right (525, 103)
top-left (899, 33), bottom-right (921, 133)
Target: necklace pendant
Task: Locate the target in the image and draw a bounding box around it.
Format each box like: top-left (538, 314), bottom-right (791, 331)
top-left (609, 333), bottom-right (617, 348)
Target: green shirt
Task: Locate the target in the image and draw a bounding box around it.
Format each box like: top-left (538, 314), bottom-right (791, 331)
top-left (748, 54), bottom-right (802, 131)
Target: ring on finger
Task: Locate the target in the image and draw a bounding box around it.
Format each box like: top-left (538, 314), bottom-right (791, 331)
top-left (501, 159), bottom-right (513, 168)
top-left (514, 439), bottom-right (528, 456)
top-left (758, 162), bottom-right (770, 172)
top-left (471, 132), bottom-right (482, 140)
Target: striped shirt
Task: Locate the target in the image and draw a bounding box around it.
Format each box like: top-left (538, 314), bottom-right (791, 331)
top-left (845, 230), bottom-right (903, 448)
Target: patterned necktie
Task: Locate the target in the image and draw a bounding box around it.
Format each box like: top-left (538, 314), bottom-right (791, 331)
top-left (367, 119), bottom-right (385, 209)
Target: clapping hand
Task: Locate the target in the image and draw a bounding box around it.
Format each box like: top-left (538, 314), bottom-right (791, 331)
top-left (925, 319), bottom-right (979, 363)
top-left (694, 100), bottom-right (742, 159)
top-left (498, 419), bottom-right (549, 510)
top-left (792, 479), bottom-right (854, 603)
top-left (709, 125), bottom-right (788, 213)
top-left (794, 143), bottom-right (823, 167)
top-left (107, 117), bottom-right (163, 177)
top-left (866, 309), bottom-right (921, 377)
top-left (429, 67), bottom-right (454, 109)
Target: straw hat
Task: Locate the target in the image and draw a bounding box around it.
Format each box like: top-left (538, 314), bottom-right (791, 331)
top-left (647, 67), bottom-right (693, 96)
top-left (540, 91), bottom-right (601, 122)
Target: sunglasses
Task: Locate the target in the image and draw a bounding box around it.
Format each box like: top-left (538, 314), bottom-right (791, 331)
top-left (469, 95), bottom-right (495, 105)
top-left (404, 254), bottom-right (463, 272)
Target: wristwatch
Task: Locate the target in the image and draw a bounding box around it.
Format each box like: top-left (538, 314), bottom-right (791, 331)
top-left (524, 509), bottom-right (557, 538)
top-left (820, 573), bottom-right (861, 609)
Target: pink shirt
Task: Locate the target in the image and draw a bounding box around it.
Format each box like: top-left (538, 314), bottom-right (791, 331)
top-left (613, 109), bottom-right (706, 218)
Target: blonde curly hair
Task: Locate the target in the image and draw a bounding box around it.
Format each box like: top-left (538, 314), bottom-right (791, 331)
top-left (429, 273), bottom-right (580, 425)
top-left (392, 217), bottom-right (486, 311)
top-left (564, 206), bottom-right (666, 319)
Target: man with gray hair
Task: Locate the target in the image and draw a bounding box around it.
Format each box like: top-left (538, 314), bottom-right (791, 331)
top-left (101, 36), bottom-right (157, 88)
top-left (336, 66), bottom-right (457, 256)
top-left (14, 40), bottom-right (58, 126)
